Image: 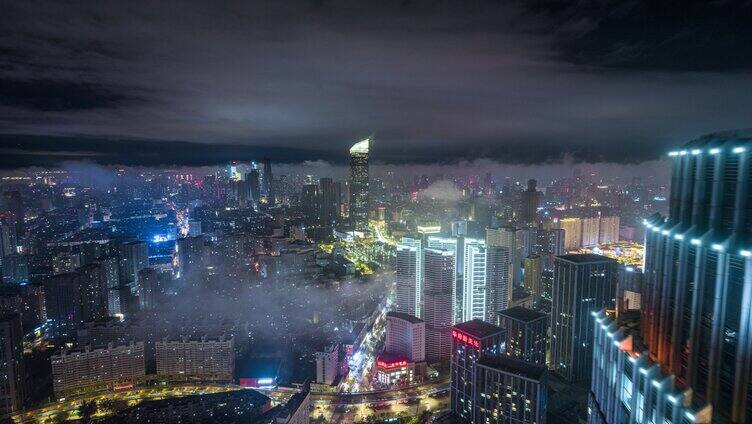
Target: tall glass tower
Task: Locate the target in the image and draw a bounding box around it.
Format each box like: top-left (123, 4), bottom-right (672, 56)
top-left (349, 137), bottom-right (371, 232)
top-left (642, 131), bottom-right (752, 422)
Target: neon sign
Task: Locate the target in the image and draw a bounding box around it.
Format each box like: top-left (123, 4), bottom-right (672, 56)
top-left (452, 329), bottom-right (480, 349)
top-left (377, 359), bottom-right (408, 370)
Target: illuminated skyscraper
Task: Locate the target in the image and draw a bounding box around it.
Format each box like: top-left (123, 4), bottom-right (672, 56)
top-left (486, 226), bottom-right (519, 292)
top-left (449, 319), bottom-right (506, 422)
top-left (550, 254), bottom-right (616, 382)
top-left (262, 158), bottom-right (274, 205)
top-left (636, 133), bottom-right (752, 422)
top-left (301, 183), bottom-right (320, 225)
top-left (427, 236), bottom-right (460, 323)
top-left (462, 238), bottom-right (487, 322)
top-left (348, 137), bottom-right (371, 232)
top-left (246, 170), bottom-right (261, 207)
top-left (497, 306), bottom-right (547, 365)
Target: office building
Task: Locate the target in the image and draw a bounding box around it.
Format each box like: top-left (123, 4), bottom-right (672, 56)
top-left (315, 344), bottom-right (339, 386)
top-left (0, 223), bottom-right (17, 257)
top-left (119, 241), bottom-right (149, 293)
top-left (497, 306), bottom-right (547, 365)
top-left (51, 342), bottom-right (145, 398)
top-left (634, 134), bottom-right (752, 422)
top-left (450, 319), bottom-right (505, 422)
top-left (156, 335), bottom-right (234, 382)
top-left (0, 314), bottom-right (24, 418)
top-left (301, 183), bottom-right (320, 225)
top-left (589, 310), bottom-right (711, 424)
top-left (395, 238), bottom-right (423, 318)
top-left (519, 179), bottom-right (541, 224)
top-left (319, 177), bottom-right (340, 226)
top-left (385, 312), bottom-right (425, 363)
top-left (137, 267), bottom-right (158, 309)
top-left (550, 254), bottom-right (616, 381)
top-left (424, 248), bottom-right (455, 362)
top-left (247, 169), bottom-right (261, 206)
top-left (176, 235), bottom-right (205, 276)
top-left (349, 137), bottom-right (370, 232)
top-left (262, 158), bottom-right (275, 205)
top-left (475, 356), bottom-right (548, 424)
top-left (615, 265), bottom-right (643, 319)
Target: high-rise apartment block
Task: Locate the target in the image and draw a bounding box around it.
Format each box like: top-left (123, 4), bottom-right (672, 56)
top-left (156, 335), bottom-right (234, 382)
top-left (51, 342), bottom-right (145, 398)
top-left (0, 314), bottom-right (24, 418)
top-left (424, 248), bottom-right (455, 363)
top-left (395, 237), bottom-right (422, 318)
top-left (385, 312), bottom-right (425, 363)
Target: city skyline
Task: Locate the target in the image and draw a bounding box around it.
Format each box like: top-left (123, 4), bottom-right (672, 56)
top-left (3, 2), bottom-right (752, 423)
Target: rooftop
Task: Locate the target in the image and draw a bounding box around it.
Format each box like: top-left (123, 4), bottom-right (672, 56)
top-left (454, 319), bottom-right (503, 339)
top-left (684, 129), bottom-right (752, 149)
top-left (387, 311), bottom-right (424, 324)
top-left (498, 306), bottom-right (547, 323)
top-left (557, 253), bottom-right (615, 264)
top-left (377, 352), bottom-right (409, 364)
top-left (349, 137), bottom-right (370, 154)
top-left (477, 355), bottom-right (548, 381)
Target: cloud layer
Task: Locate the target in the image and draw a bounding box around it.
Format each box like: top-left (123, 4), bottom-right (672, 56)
top-left (1, 0), bottom-right (752, 168)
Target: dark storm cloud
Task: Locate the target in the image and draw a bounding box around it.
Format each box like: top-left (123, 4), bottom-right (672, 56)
top-left (532, 0), bottom-right (752, 72)
top-left (1, 0), bottom-right (751, 168)
top-left (0, 78), bottom-right (136, 111)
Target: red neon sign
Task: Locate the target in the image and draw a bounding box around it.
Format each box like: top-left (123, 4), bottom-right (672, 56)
top-left (452, 329), bottom-right (480, 349)
top-left (377, 359), bottom-right (408, 370)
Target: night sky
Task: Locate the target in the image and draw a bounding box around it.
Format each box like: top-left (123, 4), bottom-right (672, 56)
top-left (1, 0), bottom-right (752, 169)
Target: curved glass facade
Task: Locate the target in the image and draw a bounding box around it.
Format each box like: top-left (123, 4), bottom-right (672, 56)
top-left (349, 137), bottom-right (370, 232)
top-left (640, 132), bottom-right (752, 423)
